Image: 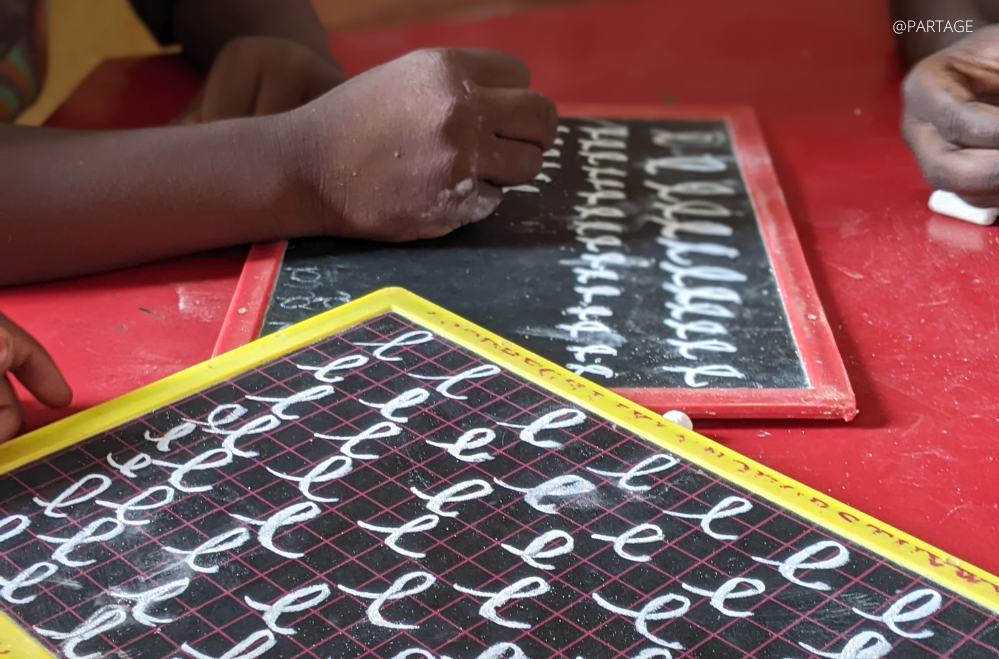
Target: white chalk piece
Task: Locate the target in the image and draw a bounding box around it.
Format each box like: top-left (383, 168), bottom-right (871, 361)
top-left (929, 190), bottom-right (998, 226)
top-left (662, 410), bottom-right (693, 431)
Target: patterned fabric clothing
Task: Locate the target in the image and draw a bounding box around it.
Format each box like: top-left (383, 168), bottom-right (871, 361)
top-left (0, 0), bottom-right (172, 122)
top-left (0, 0), bottom-right (46, 123)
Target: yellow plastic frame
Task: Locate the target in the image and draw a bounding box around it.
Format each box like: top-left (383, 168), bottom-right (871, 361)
top-left (2, 287), bottom-right (997, 658)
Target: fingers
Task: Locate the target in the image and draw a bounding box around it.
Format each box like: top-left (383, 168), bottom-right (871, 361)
top-left (480, 87), bottom-right (558, 150)
top-left (904, 49), bottom-right (999, 201)
top-left (905, 62), bottom-right (999, 149)
top-left (904, 115), bottom-right (999, 198)
top-left (474, 86), bottom-right (557, 186)
top-left (449, 49), bottom-right (531, 89)
top-left (0, 376), bottom-right (22, 443)
top-left (0, 318), bottom-right (69, 444)
top-left (480, 135), bottom-right (544, 186)
top-left (254, 42), bottom-right (343, 115)
top-left (0, 318), bottom-right (72, 410)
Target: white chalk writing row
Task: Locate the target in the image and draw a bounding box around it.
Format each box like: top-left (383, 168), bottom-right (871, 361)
top-left (523, 119), bottom-right (748, 387)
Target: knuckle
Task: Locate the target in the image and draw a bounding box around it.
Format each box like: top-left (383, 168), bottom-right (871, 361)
top-left (437, 96), bottom-right (463, 129)
top-left (412, 48), bottom-right (456, 73)
top-left (902, 61), bottom-right (950, 116)
top-left (406, 47), bottom-right (436, 62)
top-left (416, 51), bottom-right (473, 116)
top-left (439, 90), bottom-right (474, 131)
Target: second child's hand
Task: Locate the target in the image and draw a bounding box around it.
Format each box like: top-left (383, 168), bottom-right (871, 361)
top-left (902, 25), bottom-right (999, 207)
top-left (174, 36), bottom-right (347, 124)
top-left (0, 315), bottom-right (72, 443)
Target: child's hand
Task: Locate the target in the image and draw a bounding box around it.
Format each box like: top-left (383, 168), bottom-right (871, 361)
top-left (176, 36), bottom-right (346, 124)
top-left (295, 48), bottom-right (558, 242)
top-left (0, 314), bottom-right (72, 442)
top-left (902, 25), bottom-right (999, 207)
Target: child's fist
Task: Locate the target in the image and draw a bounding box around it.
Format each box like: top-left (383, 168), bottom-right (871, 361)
top-left (0, 314), bottom-right (72, 442)
top-left (292, 48), bottom-right (558, 242)
top-left (903, 25), bottom-right (999, 207)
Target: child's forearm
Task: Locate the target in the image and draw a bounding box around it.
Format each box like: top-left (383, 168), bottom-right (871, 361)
top-left (0, 48), bottom-right (558, 287)
top-left (0, 116), bottom-right (317, 286)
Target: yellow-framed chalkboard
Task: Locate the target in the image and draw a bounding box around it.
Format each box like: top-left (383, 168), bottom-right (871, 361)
top-left (1, 287), bottom-right (996, 659)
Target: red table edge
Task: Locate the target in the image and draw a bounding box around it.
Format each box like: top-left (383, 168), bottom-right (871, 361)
top-left (214, 240), bottom-right (285, 357)
top-left (214, 103), bottom-right (856, 421)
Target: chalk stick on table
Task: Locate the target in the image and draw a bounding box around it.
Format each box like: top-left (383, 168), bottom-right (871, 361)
top-left (929, 190), bottom-right (998, 226)
top-left (663, 410), bottom-right (693, 431)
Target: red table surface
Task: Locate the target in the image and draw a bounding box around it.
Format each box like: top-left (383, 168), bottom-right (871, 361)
top-left (3, 0), bottom-right (998, 577)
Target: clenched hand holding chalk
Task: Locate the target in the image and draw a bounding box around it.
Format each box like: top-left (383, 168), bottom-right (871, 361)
top-left (895, 15), bottom-right (999, 225)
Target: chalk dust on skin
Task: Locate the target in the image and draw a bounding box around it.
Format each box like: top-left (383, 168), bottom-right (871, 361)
top-left (431, 178), bottom-right (502, 225)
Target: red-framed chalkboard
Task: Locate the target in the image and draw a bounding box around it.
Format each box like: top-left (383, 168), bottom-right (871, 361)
top-left (215, 105), bottom-right (854, 421)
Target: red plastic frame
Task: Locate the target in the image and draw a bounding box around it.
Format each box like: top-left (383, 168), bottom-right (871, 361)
top-left (215, 104), bottom-right (856, 421)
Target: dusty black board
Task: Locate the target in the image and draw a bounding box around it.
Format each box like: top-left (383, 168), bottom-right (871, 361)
top-left (1, 289), bottom-right (996, 659)
top-left (260, 116), bottom-right (808, 393)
